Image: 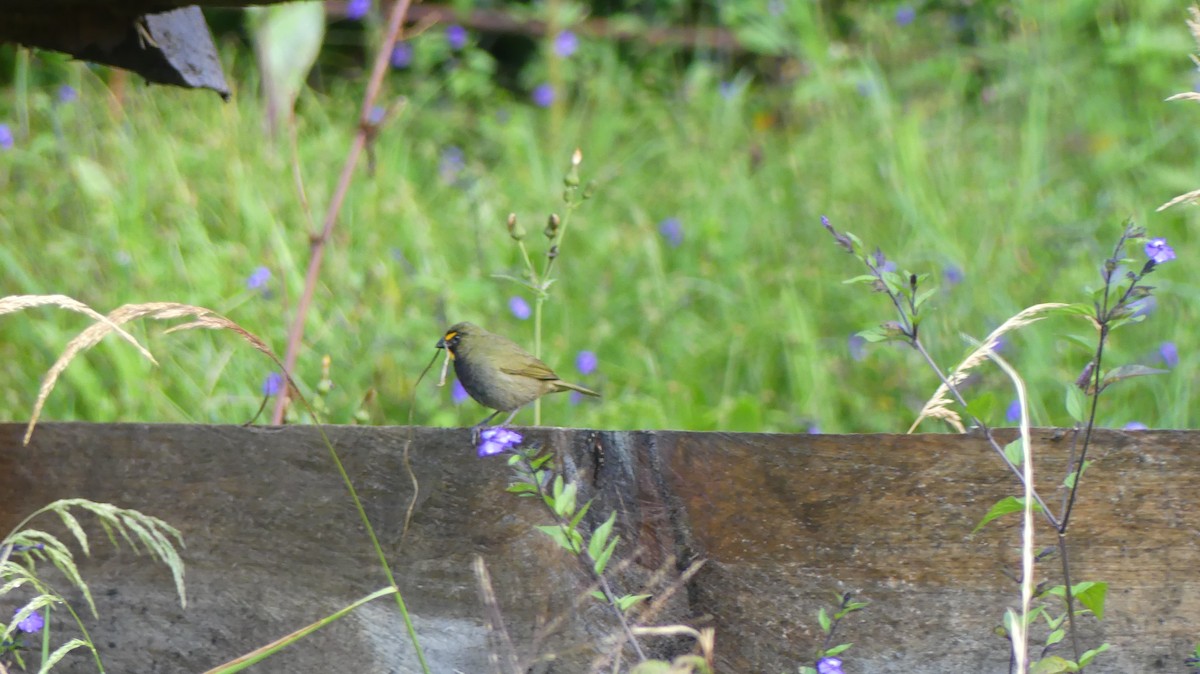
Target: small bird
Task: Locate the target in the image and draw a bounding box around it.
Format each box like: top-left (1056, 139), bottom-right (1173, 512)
top-left (436, 322), bottom-right (600, 427)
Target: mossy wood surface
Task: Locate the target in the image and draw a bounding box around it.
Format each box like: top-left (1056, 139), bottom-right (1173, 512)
top-left (1, 424), bottom-right (1196, 672)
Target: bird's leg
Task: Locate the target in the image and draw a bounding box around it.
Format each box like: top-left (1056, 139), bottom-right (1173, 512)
top-left (499, 408), bottom-right (521, 427)
top-left (470, 410), bottom-right (502, 443)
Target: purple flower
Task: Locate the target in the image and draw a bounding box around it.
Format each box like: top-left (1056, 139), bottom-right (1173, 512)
top-left (807, 423), bottom-right (821, 434)
top-left (943, 264), bottom-right (964, 286)
top-left (247, 266), bottom-right (271, 290)
top-left (531, 83), bottom-right (555, 108)
top-left (848, 334), bottom-right (867, 361)
top-left (718, 81), bottom-right (737, 99)
top-left (57, 84), bottom-right (78, 103)
top-left (895, 6), bottom-right (916, 26)
top-left (15, 608), bottom-right (44, 634)
top-left (262, 372), bottom-right (284, 397)
top-left (446, 24), bottom-right (468, 50)
top-left (509, 296), bottom-right (531, 320)
top-left (439, 146), bottom-right (465, 185)
top-left (0, 124), bottom-right (13, 150)
top-left (576, 350), bottom-right (598, 375)
top-left (569, 390), bottom-right (583, 405)
top-left (452, 379), bottom-right (469, 404)
top-left (817, 657), bottom-right (845, 674)
top-left (1159, 341), bottom-right (1179, 369)
top-left (390, 43), bottom-right (413, 69)
top-left (368, 106), bottom-right (386, 125)
top-left (554, 30), bottom-right (579, 58)
top-left (658, 217), bottom-right (683, 247)
top-left (1145, 237), bottom-right (1176, 264)
top-left (1123, 421), bottom-right (1149, 431)
top-left (1005, 399), bottom-right (1021, 423)
top-left (478, 427), bottom-right (523, 457)
top-left (345, 0), bottom-right (370, 20)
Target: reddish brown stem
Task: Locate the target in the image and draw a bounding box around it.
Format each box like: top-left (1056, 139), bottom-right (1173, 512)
top-left (272, 0), bottom-right (414, 424)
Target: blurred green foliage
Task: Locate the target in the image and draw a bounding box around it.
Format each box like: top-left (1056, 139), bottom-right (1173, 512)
top-left (0, 0), bottom-right (1197, 432)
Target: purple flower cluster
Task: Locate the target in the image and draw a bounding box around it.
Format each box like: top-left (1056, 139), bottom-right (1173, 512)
top-left (554, 31), bottom-right (579, 58)
top-left (345, 0), bottom-right (370, 20)
top-left (509, 296), bottom-right (531, 320)
top-left (262, 372), bottom-right (284, 397)
top-left (391, 43), bottom-right (413, 69)
top-left (1145, 237), bottom-right (1176, 264)
top-left (658, 217), bottom-right (683, 247)
top-left (14, 608), bottom-right (44, 635)
top-left (247, 266), bottom-right (271, 291)
top-left (531, 83), bottom-right (555, 108)
top-left (478, 427), bottom-right (523, 457)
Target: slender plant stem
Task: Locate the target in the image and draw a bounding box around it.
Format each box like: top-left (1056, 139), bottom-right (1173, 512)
top-left (272, 0), bottom-right (415, 424)
top-left (524, 455), bottom-right (647, 662)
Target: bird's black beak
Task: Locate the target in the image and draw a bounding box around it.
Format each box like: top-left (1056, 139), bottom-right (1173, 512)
top-left (436, 337), bottom-right (447, 349)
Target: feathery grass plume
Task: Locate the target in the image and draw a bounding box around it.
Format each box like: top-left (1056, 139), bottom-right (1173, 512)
top-left (908, 303), bottom-right (1071, 433)
top-left (0, 294), bottom-right (156, 364)
top-left (24, 302), bottom-right (283, 445)
top-left (3, 498), bottom-right (186, 616)
top-left (1157, 5), bottom-right (1200, 212)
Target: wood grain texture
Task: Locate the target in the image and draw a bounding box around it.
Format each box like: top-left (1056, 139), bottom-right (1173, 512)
top-left (1, 423), bottom-right (1196, 672)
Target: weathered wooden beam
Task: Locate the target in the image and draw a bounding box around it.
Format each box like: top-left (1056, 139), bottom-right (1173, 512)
top-left (1, 6), bottom-right (229, 96)
top-left (0, 424), bottom-right (1195, 672)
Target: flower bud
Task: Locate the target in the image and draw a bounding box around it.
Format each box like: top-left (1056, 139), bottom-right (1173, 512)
top-left (544, 213), bottom-right (560, 240)
top-left (506, 212), bottom-right (525, 241)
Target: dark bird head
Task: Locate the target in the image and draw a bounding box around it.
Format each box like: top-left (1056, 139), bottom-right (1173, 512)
top-left (436, 322), bottom-right (480, 359)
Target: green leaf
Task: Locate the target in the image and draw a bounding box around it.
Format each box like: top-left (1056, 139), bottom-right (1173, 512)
top-left (593, 537), bottom-right (619, 575)
top-left (536, 525), bottom-right (581, 553)
top-left (856, 326), bottom-right (891, 343)
top-left (973, 496), bottom-right (1043, 534)
top-left (1101, 364), bottom-right (1168, 388)
top-left (842, 274), bottom-right (879, 285)
top-left (246, 1), bottom-right (325, 131)
top-left (817, 607), bottom-right (831, 633)
top-left (1063, 460), bottom-right (1093, 489)
top-left (1030, 655), bottom-right (1075, 674)
top-left (824, 642), bottom-right (852, 656)
top-left (1074, 582), bottom-right (1108, 619)
top-left (1065, 384), bottom-right (1087, 423)
top-left (588, 512), bottom-right (616, 561)
top-left (569, 499), bottom-right (593, 530)
top-left (590, 590), bottom-right (606, 601)
top-left (1045, 628), bottom-right (1065, 646)
top-left (1044, 581), bottom-right (1107, 619)
top-left (616, 594), bottom-right (651, 611)
top-left (1003, 439), bottom-right (1024, 466)
top-left (1077, 643), bottom-right (1111, 667)
top-left (913, 287), bottom-right (937, 311)
top-left (964, 391), bottom-right (998, 424)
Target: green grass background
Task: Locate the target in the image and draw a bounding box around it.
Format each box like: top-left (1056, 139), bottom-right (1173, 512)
top-left (1, 1), bottom-right (1197, 433)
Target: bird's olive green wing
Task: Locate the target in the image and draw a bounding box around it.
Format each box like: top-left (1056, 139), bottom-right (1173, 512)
top-left (501, 356), bottom-right (560, 381)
